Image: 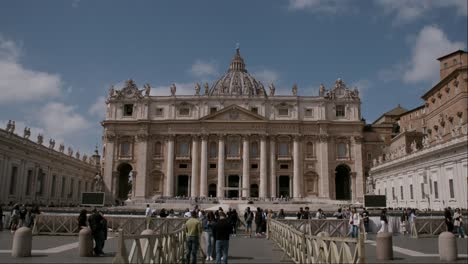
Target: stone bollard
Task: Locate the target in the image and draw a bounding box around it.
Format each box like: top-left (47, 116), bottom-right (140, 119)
top-left (376, 232), bottom-right (393, 260)
top-left (79, 227), bottom-right (94, 257)
top-left (439, 231), bottom-right (457, 261)
top-left (11, 227), bottom-right (32, 257)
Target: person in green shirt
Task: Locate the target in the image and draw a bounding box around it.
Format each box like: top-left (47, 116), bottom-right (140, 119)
top-left (186, 211), bottom-right (202, 264)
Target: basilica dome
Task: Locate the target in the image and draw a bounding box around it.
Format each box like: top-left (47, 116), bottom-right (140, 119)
top-left (209, 48), bottom-right (266, 97)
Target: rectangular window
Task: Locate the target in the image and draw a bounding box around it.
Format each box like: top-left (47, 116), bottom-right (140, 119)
top-left (25, 169), bottom-right (33, 195)
top-left (278, 108), bottom-right (289, 116)
top-left (250, 107), bottom-right (258, 114)
top-left (336, 105), bottom-right (345, 117)
top-left (61, 177), bottom-right (66, 198)
top-left (179, 164), bottom-right (188, 169)
top-left (120, 142), bottom-right (131, 157)
top-left (9, 166), bottom-right (18, 195)
top-left (449, 179), bottom-right (455, 198)
top-left (410, 184), bottom-right (414, 200)
top-left (278, 142), bottom-right (289, 156)
top-left (179, 107), bottom-right (190, 116)
top-left (421, 183), bottom-right (425, 199)
top-left (178, 141), bottom-right (190, 157)
top-left (400, 186), bottom-right (404, 200)
top-left (51, 175), bottom-right (56, 197)
top-left (280, 164), bottom-right (289, 170)
top-left (251, 164), bottom-right (258, 169)
top-left (429, 179), bottom-right (433, 194)
top-left (434, 181), bottom-right (439, 199)
top-left (210, 107), bottom-right (217, 114)
top-left (392, 187), bottom-right (395, 200)
top-left (305, 108), bottom-right (313, 117)
top-left (209, 163), bottom-right (216, 169)
top-left (155, 108), bottom-right (164, 116)
top-left (123, 104), bottom-right (133, 116)
top-left (37, 169), bottom-right (44, 196)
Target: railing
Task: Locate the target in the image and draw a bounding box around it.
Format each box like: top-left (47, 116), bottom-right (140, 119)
top-left (32, 213), bottom-right (186, 235)
top-left (112, 225), bottom-right (206, 264)
top-left (279, 219), bottom-right (350, 237)
top-left (411, 217), bottom-right (468, 238)
top-left (269, 219), bottom-right (365, 264)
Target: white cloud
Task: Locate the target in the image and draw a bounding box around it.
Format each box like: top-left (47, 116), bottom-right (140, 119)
top-left (375, 0), bottom-right (467, 24)
top-left (189, 60), bottom-right (218, 78)
top-left (88, 96), bottom-right (106, 117)
top-left (252, 69), bottom-right (280, 85)
top-left (36, 102), bottom-right (91, 139)
top-left (151, 82), bottom-right (197, 96)
top-left (0, 36), bottom-right (62, 103)
top-left (288, 0), bottom-right (355, 14)
top-left (403, 26), bottom-right (465, 83)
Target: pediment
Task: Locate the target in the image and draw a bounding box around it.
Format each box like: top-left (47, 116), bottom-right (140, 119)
top-left (200, 105), bottom-right (267, 121)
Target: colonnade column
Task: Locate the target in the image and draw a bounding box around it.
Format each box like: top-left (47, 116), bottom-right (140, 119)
top-left (352, 136), bottom-right (364, 202)
top-left (199, 135), bottom-right (208, 197)
top-left (165, 136), bottom-right (175, 197)
top-left (318, 135), bottom-right (330, 198)
top-left (269, 136), bottom-right (276, 198)
top-left (217, 135), bottom-right (225, 198)
top-left (259, 135), bottom-right (268, 198)
top-left (293, 135), bottom-right (302, 199)
top-left (134, 134), bottom-right (149, 199)
top-left (103, 133), bottom-right (115, 197)
top-left (242, 135), bottom-right (250, 198)
top-left (190, 135), bottom-right (199, 198)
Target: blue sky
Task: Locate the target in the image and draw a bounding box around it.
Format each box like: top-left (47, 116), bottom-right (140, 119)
top-left (0, 0), bottom-right (466, 155)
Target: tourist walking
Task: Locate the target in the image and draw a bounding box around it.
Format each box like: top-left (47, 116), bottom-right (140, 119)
top-left (302, 207), bottom-right (310, 219)
top-left (255, 208), bottom-right (263, 236)
top-left (316, 208), bottom-right (326, 219)
top-left (349, 208), bottom-right (360, 238)
top-left (378, 209), bottom-right (388, 233)
top-left (185, 211), bottom-right (202, 264)
top-left (444, 207), bottom-right (454, 232)
top-left (203, 211), bottom-right (215, 261)
top-left (244, 207), bottom-right (254, 237)
top-left (159, 208), bottom-right (169, 218)
top-left (145, 204), bottom-right (153, 228)
top-left (213, 212), bottom-right (231, 264)
top-left (19, 204), bottom-right (27, 227)
top-left (9, 204), bottom-right (20, 233)
top-left (400, 208), bottom-right (409, 235)
top-left (229, 209), bottom-right (238, 236)
top-left (78, 209), bottom-right (88, 230)
top-left (277, 209), bottom-right (285, 219)
top-left (454, 208), bottom-right (466, 238)
top-left (296, 208), bottom-right (304, 219)
top-left (27, 204), bottom-right (40, 228)
top-left (88, 208), bottom-right (106, 256)
top-left (361, 208), bottom-right (370, 234)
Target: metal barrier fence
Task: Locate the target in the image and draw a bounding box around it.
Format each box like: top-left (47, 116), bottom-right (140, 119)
top-left (32, 213), bottom-right (186, 235)
top-left (269, 219), bottom-right (365, 264)
top-left (411, 217), bottom-right (468, 238)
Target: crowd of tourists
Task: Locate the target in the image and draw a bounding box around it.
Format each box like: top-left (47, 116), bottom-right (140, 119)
top-left (0, 203), bottom-right (41, 233)
top-left (444, 207), bottom-right (466, 238)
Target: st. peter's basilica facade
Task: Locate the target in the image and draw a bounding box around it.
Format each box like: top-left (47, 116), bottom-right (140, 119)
top-left (101, 49), bottom-right (365, 203)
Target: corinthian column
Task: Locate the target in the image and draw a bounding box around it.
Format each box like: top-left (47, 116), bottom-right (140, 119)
top-left (270, 136), bottom-right (276, 198)
top-left (319, 135), bottom-right (330, 198)
top-left (165, 136), bottom-right (175, 197)
top-left (200, 135), bottom-right (208, 197)
top-left (293, 135), bottom-right (302, 198)
top-left (259, 135), bottom-right (268, 198)
top-left (352, 136), bottom-right (364, 202)
top-left (217, 135), bottom-right (225, 198)
top-left (190, 135), bottom-right (199, 198)
top-left (242, 135), bottom-right (250, 198)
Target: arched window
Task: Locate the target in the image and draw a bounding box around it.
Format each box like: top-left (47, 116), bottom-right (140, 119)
top-left (337, 142), bottom-right (347, 158)
top-left (306, 142), bottom-right (315, 158)
top-left (209, 142), bottom-right (217, 158)
top-left (250, 141), bottom-right (259, 157)
top-left (154, 141), bottom-right (162, 157)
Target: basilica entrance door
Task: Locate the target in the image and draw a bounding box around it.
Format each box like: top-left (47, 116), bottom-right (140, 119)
top-left (117, 163), bottom-right (133, 200)
top-left (176, 175), bottom-right (189, 197)
top-left (208, 183), bottom-right (217, 197)
top-left (250, 184), bottom-right (259, 198)
top-left (227, 175), bottom-right (240, 198)
top-left (278, 176), bottom-right (290, 198)
top-left (335, 164), bottom-right (351, 200)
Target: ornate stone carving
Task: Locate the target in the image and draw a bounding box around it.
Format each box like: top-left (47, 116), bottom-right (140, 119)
top-left (229, 109), bottom-right (239, 120)
top-left (6, 120), bottom-right (15, 134)
top-left (170, 83), bottom-right (176, 96)
top-left (94, 173), bottom-right (103, 192)
top-left (318, 135), bottom-right (329, 142)
top-left (75, 151), bottom-right (80, 159)
top-left (37, 134), bottom-right (43, 145)
top-left (59, 143), bottom-right (65, 153)
top-left (410, 140), bottom-right (417, 153)
top-left (82, 154), bottom-right (88, 162)
top-left (204, 82), bottom-right (209, 95)
top-left (353, 135), bottom-right (364, 144)
top-left (269, 83), bottom-right (275, 96)
top-left (319, 84), bottom-right (326, 96)
top-left (136, 133), bottom-right (149, 142)
top-left (144, 83), bottom-right (151, 96)
top-left (195, 83), bottom-right (201, 95)
top-left (422, 136), bottom-right (429, 148)
top-left (105, 132), bottom-right (116, 142)
top-left (108, 85), bottom-right (115, 98)
top-left (23, 127), bottom-right (31, 139)
top-left (48, 139), bottom-right (55, 149)
top-left (292, 84), bottom-right (298, 96)
top-left (68, 146), bottom-right (73, 156)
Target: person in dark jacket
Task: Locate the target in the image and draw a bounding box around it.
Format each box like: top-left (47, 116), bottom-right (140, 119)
top-left (88, 208), bottom-right (105, 256)
top-left (444, 207), bottom-right (454, 232)
top-left (0, 205), bottom-right (3, 231)
top-left (229, 209), bottom-right (238, 236)
top-left (213, 212), bottom-right (231, 264)
top-left (78, 209), bottom-right (88, 230)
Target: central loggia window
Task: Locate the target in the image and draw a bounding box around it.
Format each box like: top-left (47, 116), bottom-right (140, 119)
top-left (124, 104), bottom-right (134, 116)
top-left (336, 105), bottom-right (345, 117)
top-left (279, 142), bottom-right (289, 156)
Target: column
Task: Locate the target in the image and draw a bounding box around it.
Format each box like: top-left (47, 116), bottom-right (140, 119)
top-left (103, 133), bottom-right (116, 196)
top-left (217, 135), bottom-right (225, 198)
top-left (293, 135), bottom-right (302, 198)
top-left (165, 136), bottom-right (175, 197)
top-left (352, 136), bottom-right (364, 202)
top-left (191, 136), bottom-right (200, 198)
top-left (242, 135), bottom-right (250, 197)
top-left (270, 136), bottom-right (277, 198)
top-left (318, 135), bottom-right (330, 198)
top-left (259, 135), bottom-right (268, 198)
top-left (135, 134), bottom-right (149, 199)
top-left (200, 135), bottom-right (208, 197)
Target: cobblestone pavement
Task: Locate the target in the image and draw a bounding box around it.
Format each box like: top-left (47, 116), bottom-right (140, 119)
top-left (0, 230), bottom-right (467, 263)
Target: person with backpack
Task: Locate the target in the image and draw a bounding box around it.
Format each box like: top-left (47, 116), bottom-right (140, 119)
top-left (244, 207), bottom-right (254, 238)
top-left (88, 208), bottom-right (106, 256)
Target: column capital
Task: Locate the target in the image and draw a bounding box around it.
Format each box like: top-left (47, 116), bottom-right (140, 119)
top-left (164, 134), bottom-right (175, 142)
top-left (259, 134), bottom-right (268, 140)
top-left (200, 134), bottom-right (209, 140)
top-left (105, 132), bottom-right (116, 142)
top-left (191, 134), bottom-right (201, 141)
top-left (242, 134), bottom-right (250, 141)
top-left (352, 135), bottom-right (364, 144)
top-left (318, 134), bottom-right (329, 142)
top-left (293, 134), bottom-right (302, 141)
top-left (136, 133), bottom-right (149, 142)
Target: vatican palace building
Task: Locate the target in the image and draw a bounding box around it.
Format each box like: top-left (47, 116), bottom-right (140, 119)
top-left (101, 49), bottom-right (366, 203)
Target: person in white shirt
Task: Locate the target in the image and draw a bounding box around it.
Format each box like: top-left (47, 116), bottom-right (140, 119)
top-left (145, 204), bottom-right (153, 228)
top-left (349, 208), bottom-right (360, 238)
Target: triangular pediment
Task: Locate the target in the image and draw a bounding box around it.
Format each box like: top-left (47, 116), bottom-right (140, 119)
top-left (200, 105), bottom-right (267, 121)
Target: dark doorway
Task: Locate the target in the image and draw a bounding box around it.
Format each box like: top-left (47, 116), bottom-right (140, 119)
top-left (208, 183), bottom-right (217, 197)
top-left (335, 164), bottom-right (351, 200)
top-left (250, 184), bottom-right (259, 198)
top-left (227, 175), bottom-right (240, 198)
top-left (176, 175), bottom-right (189, 197)
top-left (278, 176), bottom-right (290, 198)
top-left (117, 163), bottom-right (133, 200)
